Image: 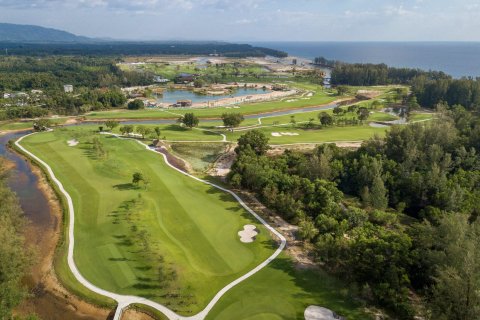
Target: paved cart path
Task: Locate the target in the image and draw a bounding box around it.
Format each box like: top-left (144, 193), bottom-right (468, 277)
top-left (16, 132), bottom-right (287, 320)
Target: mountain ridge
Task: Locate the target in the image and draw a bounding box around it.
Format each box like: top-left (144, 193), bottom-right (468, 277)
top-left (0, 23), bottom-right (91, 43)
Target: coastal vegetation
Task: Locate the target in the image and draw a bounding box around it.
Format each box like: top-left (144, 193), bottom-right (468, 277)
top-left (0, 159), bottom-right (34, 319)
top-left (227, 104), bottom-right (480, 318)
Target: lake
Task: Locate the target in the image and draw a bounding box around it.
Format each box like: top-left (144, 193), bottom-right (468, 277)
top-left (155, 88), bottom-right (269, 104)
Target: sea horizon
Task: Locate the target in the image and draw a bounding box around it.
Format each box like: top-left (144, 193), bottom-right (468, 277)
top-left (250, 41), bottom-right (480, 78)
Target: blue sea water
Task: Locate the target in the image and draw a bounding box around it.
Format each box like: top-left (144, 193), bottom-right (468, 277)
top-left (251, 42), bottom-right (480, 78)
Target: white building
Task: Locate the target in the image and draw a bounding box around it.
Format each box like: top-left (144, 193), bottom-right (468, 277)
top-left (64, 85), bottom-right (74, 93)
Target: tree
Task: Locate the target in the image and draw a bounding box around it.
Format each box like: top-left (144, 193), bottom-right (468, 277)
top-left (357, 107), bottom-right (370, 121)
top-left (336, 85), bottom-right (349, 96)
top-left (318, 112), bottom-right (334, 126)
top-left (136, 125), bottom-right (148, 139)
top-left (0, 164), bottom-right (32, 319)
top-left (369, 175), bottom-right (388, 209)
top-left (235, 130), bottom-right (270, 155)
top-left (128, 99), bottom-right (145, 110)
top-left (298, 218), bottom-right (319, 242)
top-left (154, 126), bottom-right (162, 139)
top-left (33, 118), bottom-right (51, 131)
top-left (428, 215), bottom-right (480, 320)
top-left (290, 115), bottom-right (296, 127)
top-left (193, 79), bottom-right (205, 88)
top-left (120, 124), bottom-right (134, 136)
top-left (132, 172), bottom-right (144, 185)
top-left (178, 113), bottom-right (199, 129)
top-left (105, 120), bottom-right (119, 131)
top-left (333, 106), bottom-right (344, 116)
top-left (222, 112), bottom-right (245, 128)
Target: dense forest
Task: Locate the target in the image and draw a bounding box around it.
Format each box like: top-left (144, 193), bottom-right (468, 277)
top-left (0, 42), bottom-right (287, 58)
top-left (0, 159), bottom-right (35, 319)
top-left (228, 106), bottom-right (480, 319)
top-left (0, 56), bottom-right (152, 91)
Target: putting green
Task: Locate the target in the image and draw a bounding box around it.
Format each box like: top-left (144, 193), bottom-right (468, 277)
top-left (21, 127), bottom-right (275, 315)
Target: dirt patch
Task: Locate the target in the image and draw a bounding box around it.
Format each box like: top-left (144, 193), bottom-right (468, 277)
top-left (119, 309), bottom-right (156, 320)
top-left (233, 189), bottom-right (317, 269)
top-left (156, 145), bottom-right (190, 172)
top-left (14, 156), bottom-right (112, 320)
top-left (208, 144), bottom-right (236, 177)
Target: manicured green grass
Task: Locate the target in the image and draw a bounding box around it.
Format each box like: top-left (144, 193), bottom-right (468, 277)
top-left (409, 113), bottom-right (435, 122)
top-left (21, 127), bottom-right (276, 315)
top-left (206, 254), bottom-right (372, 320)
top-left (226, 125), bottom-right (388, 145)
top-left (0, 118), bottom-right (69, 132)
top-left (170, 143), bottom-right (230, 172)
top-left (0, 121), bottom-right (33, 132)
top-left (111, 124), bottom-right (224, 142)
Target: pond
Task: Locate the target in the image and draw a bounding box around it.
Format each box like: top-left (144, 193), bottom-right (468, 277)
top-left (0, 131), bottom-right (52, 229)
top-left (155, 88), bottom-right (269, 104)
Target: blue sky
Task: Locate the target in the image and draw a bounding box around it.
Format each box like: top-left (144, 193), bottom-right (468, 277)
top-left (0, 0), bottom-right (479, 41)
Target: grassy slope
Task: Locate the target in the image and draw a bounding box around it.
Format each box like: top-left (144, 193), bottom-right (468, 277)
top-left (206, 254), bottom-right (371, 320)
top-left (21, 127), bottom-right (275, 315)
top-left (170, 143), bottom-right (229, 172)
top-left (225, 125), bottom-right (388, 145)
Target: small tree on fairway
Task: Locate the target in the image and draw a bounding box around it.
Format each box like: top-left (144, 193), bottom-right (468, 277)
top-left (357, 107), bottom-right (370, 121)
top-left (178, 113), bottom-right (199, 129)
top-left (318, 112), bottom-right (333, 126)
top-left (154, 126), bottom-right (161, 139)
top-left (132, 172), bottom-right (144, 185)
top-left (136, 125), bottom-right (149, 139)
top-left (290, 115), bottom-right (296, 127)
top-left (221, 112), bottom-right (245, 128)
top-left (120, 125), bottom-right (134, 136)
top-left (105, 120), bottom-right (119, 131)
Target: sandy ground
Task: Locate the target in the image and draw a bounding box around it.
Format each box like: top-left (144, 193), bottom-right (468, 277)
top-left (208, 145), bottom-right (236, 177)
top-left (188, 88), bottom-right (297, 108)
top-left (238, 225), bottom-right (259, 243)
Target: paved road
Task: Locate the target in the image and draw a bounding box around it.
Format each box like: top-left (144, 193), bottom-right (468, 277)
top-left (16, 132), bottom-right (287, 320)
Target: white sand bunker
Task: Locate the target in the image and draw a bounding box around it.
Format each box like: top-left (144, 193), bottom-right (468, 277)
top-left (271, 132), bottom-right (300, 137)
top-left (238, 225), bottom-right (258, 243)
top-left (67, 139), bottom-right (79, 147)
top-left (304, 306), bottom-right (343, 320)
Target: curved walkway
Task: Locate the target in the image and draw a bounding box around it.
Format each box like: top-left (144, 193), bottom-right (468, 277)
top-left (15, 132), bottom-right (287, 320)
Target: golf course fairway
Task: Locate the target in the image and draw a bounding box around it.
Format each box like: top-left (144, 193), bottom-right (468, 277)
top-left (19, 127), bottom-right (276, 316)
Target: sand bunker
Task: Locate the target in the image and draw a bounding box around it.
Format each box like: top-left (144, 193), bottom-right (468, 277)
top-left (67, 139), bottom-right (79, 147)
top-left (271, 132), bottom-right (300, 137)
top-left (304, 306), bottom-right (343, 320)
top-left (238, 225), bottom-right (258, 243)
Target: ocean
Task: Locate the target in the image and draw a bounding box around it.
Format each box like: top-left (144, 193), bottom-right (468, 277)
top-left (250, 42), bottom-right (480, 78)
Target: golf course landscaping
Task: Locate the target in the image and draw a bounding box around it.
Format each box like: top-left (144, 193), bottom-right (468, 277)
top-left (18, 126), bottom-right (278, 316)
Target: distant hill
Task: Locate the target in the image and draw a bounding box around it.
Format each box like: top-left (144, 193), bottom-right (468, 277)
top-left (0, 23), bottom-right (287, 57)
top-left (0, 23), bottom-right (90, 43)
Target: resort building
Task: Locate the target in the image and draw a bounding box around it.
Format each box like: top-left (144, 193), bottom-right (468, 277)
top-left (64, 84), bottom-right (74, 93)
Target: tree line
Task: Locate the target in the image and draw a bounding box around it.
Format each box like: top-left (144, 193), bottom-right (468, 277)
top-left (0, 42), bottom-right (288, 58)
top-left (329, 61), bottom-right (480, 111)
top-left (227, 105), bottom-right (480, 319)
